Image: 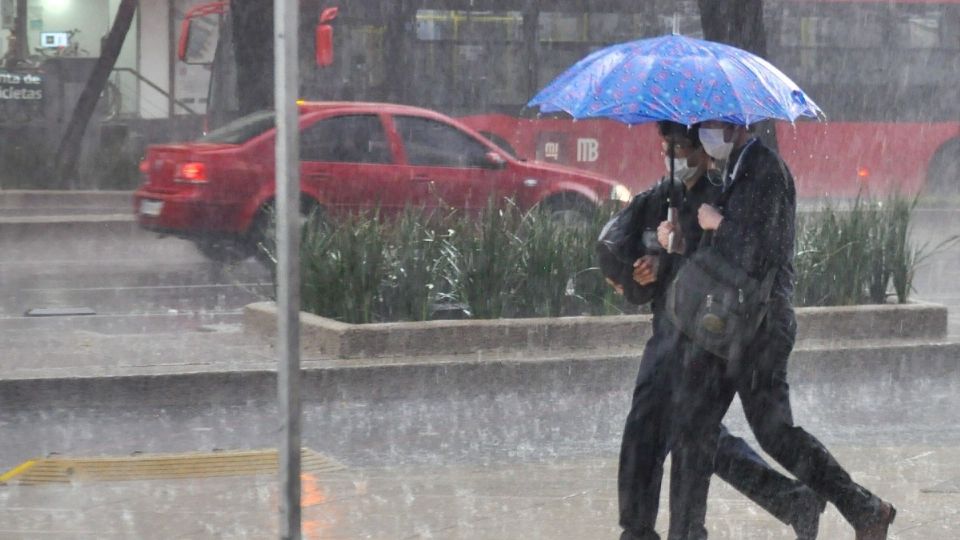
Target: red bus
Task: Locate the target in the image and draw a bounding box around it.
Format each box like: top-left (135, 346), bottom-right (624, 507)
top-left (180, 0), bottom-right (960, 197)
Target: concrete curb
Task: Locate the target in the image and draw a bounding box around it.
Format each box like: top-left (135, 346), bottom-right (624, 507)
top-left (0, 190), bottom-right (133, 208)
top-left (2, 339), bottom-right (957, 466)
top-left (0, 190), bottom-right (137, 231)
top-left (243, 301), bottom-right (948, 359)
top-left (0, 217), bottom-right (143, 242)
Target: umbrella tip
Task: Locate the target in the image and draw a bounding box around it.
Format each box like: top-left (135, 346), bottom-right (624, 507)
top-left (671, 13), bottom-right (679, 34)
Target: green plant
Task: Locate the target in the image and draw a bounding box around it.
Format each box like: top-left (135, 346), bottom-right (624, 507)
top-left (379, 208), bottom-right (453, 321)
top-left (511, 205), bottom-right (581, 317)
top-left (300, 211), bottom-right (389, 323)
top-left (440, 200), bottom-right (525, 319)
top-left (794, 193), bottom-right (956, 306)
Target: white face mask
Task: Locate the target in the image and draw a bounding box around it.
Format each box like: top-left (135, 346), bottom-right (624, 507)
top-left (663, 155), bottom-right (698, 182)
top-left (699, 128), bottom-right (734, 160)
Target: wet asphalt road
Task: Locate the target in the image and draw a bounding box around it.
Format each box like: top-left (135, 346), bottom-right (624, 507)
top-left (0, 226), bottom-right (273, 334)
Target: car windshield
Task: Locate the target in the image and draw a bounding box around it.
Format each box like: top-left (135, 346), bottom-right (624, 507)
top-left (198, 110), bottom-right (276, 144)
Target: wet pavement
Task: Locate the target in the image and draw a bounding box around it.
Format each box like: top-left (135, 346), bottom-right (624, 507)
top-left (1, 193), bottom-right (959, 538)
top-left (1, 447), bottom-right (959, 539)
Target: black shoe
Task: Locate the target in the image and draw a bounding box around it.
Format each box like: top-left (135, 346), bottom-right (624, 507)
top-left (620, 529), bottom-right (661, 540)
top-left (790, 489), bottom-right (827, 540)
top-left (855, 501), bottom-right (896, 540)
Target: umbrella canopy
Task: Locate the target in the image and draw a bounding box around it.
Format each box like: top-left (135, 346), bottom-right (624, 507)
top-left (528, 34), bottom-right (824, 126)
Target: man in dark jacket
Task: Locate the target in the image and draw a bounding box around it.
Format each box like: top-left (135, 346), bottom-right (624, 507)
top-left (667, 120), bottom-right (897, 540)
top-left (614, 122), bottom-right (824, 540)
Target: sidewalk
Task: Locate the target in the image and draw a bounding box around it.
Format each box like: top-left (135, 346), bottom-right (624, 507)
top-left (1, 446), bottom-right (958, 539)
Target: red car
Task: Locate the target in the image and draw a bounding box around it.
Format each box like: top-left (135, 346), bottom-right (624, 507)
top-left (134, 102), bottom-right (632, 260)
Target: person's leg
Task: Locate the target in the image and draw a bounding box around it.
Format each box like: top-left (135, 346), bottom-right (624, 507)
top-left (618, 322), bottom-right (679, 540)
top-left (740, 309), bottom-right (893, 533)
top-left (666, 341), bottom-right (735, 540)
top-left (712, 425), bottom-right (825, 539)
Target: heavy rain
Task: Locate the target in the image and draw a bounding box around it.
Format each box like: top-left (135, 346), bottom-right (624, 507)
top-left (0, 1), bottom-right (959, 539)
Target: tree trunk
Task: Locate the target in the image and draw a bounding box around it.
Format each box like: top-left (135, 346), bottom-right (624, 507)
top-left (3, 0), bottom-right (28, 68)
top-left (697, 0), bottom-right (778, 149)
top-left (54, 0), bottom-right (138, 187)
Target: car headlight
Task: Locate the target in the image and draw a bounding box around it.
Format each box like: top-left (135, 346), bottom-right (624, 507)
top-left (610, 184), bottom-right (631, 203)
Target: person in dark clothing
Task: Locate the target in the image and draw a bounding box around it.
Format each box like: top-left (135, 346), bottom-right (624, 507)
top-left (615, 122), bottom-right (825, 540)
top-left (665, 120), bottom-right (897, 540)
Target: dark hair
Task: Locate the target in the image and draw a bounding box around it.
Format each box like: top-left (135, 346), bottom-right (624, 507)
top-left (656, 121), bottom-right (701, 148)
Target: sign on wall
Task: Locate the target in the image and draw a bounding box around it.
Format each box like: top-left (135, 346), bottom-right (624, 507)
top-left (0, 69), bottom-right (44, 124)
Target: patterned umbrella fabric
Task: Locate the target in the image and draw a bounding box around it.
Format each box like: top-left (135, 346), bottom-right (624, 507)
top-left (528, 34), bottom-right (824, 126)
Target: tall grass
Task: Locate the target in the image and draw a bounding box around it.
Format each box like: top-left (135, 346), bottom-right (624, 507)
top-left (794, 194), bottom-right (956, 306)
top-left (380, 208), bottom-right (455, 322)
top-left (285, 193), bottom-right (947, 322)
top-left (440, 200), bottom-right (525, 319)
top-left (300, 211), bottom-right (388, 324)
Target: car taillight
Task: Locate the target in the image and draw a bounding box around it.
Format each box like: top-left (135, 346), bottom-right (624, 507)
top-left (176, 162), bottom-right (208, 183)
top-left (138, 160), bottom-right (150, 174)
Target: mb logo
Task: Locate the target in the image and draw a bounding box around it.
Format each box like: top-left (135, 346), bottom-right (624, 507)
top-left (544, 142), bottom-right (560, 160)
top-left (577, 138), bottom-right (599, 162)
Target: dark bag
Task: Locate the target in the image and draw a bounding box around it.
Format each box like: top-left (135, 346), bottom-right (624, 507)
top-left (596, 194), bottom-right (658, 305)
top-left (665, 245), bottom-right (776, 362)
top-left (664, 141), bottom-right (786, 362)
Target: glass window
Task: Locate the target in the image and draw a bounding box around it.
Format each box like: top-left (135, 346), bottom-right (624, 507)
top-left (894, 7), bottom-right (949, 49)
top-left (199, 110), bottom-right (274, 144)
top-left (300, 114), bottom-right (391, 164)
top-left (539, 12), bottom-right (585, 43)
top-left (778, 5), bottom-right (883, 49)
top-left (416, 10), bottom-right (523, 42)
top-left (394, 116), bottom-right (490, 168)
top-left (587, 13), bottom-right (646, 43)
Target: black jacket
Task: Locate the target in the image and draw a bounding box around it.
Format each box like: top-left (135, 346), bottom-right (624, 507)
top-left (603, 171), bottom-right (722, 312)
top-left (712, 139), bottom-right (797, 304)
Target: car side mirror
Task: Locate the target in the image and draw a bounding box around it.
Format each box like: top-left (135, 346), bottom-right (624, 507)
top-left (481, 151), bottom-right (506, 170)
top-left (178, 2), bottom-right (227, 64)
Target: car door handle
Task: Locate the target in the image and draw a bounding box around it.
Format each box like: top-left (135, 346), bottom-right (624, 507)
top-left (412, 175), bottom-right (433, 183)
top-left (306, 172), bottom-right (331, 181)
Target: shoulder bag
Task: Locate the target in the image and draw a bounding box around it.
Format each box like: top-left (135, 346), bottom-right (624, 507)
top-left (664, 141), bottom-right (777, 362)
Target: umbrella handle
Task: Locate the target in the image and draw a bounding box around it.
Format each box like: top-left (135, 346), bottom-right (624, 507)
top-left (666, 207), bottom-right (676, 254)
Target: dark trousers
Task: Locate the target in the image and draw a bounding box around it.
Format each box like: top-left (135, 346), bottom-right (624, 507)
top-left (618, 317), bottom-right (812, 540)
top-left (669, 304), bottom-right (882, 539)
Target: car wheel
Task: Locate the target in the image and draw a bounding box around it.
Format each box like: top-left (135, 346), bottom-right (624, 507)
top-left (542, 194), bottom-right (597, 229)
top-left (926, 140), bottom-right (960, 196)
top-left (248, 198), bottom-right (325, 267)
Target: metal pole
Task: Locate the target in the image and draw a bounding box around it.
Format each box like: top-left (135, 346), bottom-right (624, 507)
top-left (167, 0), bottom-right (176, 118)
top-left (274, 0), bottom-right (301, 538)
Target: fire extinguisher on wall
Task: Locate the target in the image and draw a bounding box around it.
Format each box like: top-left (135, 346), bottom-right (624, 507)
top-left (315, 7), bottom-right (338, 67)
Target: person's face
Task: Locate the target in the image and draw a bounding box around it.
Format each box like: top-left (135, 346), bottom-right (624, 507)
top-left (699, 120), bottom-right (736, 143)
top-left (661, 135), bottom-right (708, 171)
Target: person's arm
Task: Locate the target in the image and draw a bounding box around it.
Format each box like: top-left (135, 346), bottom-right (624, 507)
top-left (711, 160), bottom-right (786, 275)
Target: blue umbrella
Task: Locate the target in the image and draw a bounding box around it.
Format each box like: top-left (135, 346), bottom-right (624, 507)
top-left (528, 34), bottom-right (824, 126)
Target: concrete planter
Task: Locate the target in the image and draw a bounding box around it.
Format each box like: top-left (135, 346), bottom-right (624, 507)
top-left (244, 301), bottom-right (947, 360)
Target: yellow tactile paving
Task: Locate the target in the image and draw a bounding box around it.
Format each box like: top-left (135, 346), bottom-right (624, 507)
top-left (0, 447), bottom-right (344, 485)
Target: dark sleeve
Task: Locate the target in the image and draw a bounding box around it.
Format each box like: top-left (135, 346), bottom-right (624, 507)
top-left (712, 156), bottom-right (787, 276)
top-left (615, 180), bottom-right (670, 305)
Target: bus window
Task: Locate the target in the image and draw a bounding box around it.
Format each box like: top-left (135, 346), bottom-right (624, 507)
top-left (413, 9), bottom-right (527, 111)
